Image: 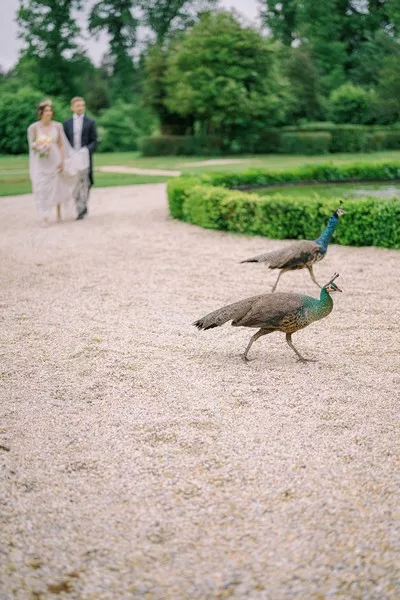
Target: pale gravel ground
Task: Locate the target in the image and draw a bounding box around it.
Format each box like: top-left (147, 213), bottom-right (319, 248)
top-left (0, 184), bottom-right (399, 600)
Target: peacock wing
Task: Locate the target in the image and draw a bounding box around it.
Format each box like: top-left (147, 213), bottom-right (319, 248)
top-left (232, 293), bottom-right (305, 328)
top-left (272, 240), bottom-right (322, 269)
top-left (242, 241), bottom-right (322, 268)
top-left (194, 294), bottom-right (266, 330)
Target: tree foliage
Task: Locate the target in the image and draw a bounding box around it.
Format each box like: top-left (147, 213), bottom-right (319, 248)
top-left (0, 87), bottom-right (70, 154)
top-left (98, 99), bottom-right (157, 151)
top-left (260, 0), bottom-right (300, 46)
top-left (1, 0), bottom-right (400, 157)
top-left (285, 48), bottom-right (322, 121)
top-left (139, 0), bottom-right (218, 44)
top-left (260, 0), bottom-right (399, 95)
top-left (17, 0), bottom-right (83, 96)
top-left (89, 0), bottom-right (138, 101)
top-left (164, 12), bottom-right (291, 144)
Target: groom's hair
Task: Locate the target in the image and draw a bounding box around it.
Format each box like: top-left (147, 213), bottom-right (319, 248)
top-left (71, 96), bottom-right (85, 106)
top-left (37, 99), bottom-right (53, 118)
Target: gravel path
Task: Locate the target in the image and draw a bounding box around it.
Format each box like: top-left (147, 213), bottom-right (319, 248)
top-left (1, 184), bottom-right (399, 599)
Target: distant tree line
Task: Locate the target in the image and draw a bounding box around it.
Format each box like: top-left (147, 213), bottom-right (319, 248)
top-left (0, 0), bottom-right (399, 153)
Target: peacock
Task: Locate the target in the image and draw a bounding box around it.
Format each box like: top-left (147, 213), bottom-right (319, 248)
top-left (193, 274), bottom-right (342, 363)
top-left (241, 204), bottom-right (346, 292)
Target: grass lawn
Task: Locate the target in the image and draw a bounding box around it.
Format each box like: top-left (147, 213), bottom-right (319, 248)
top-left (1, 150), bottom-right (400, 196)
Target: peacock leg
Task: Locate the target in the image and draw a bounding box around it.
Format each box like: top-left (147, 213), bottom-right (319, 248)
top-left (306, 265), bottom-right (321, 288)
top-left (285, 333), bottom-right (317, 363)
top-left (271, 270), bottom-right (284, 292)
top-left (242, 329), bottom-right (271, 362)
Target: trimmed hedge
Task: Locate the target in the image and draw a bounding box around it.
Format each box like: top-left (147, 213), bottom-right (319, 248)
top-left (329, 126), bottom-right (371, 153)
top-left (167, 162), bottom-right (400, 249)
top-left (281, 132), bottom-right (331, 155)
top-left (139, 135), bottom-right (222, 156)
top-left (141, 127), bottom-right (400, 156)
top-left (201, 162), bottom-right (400, 189)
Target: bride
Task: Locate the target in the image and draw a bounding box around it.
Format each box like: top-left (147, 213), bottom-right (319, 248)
top-left (27, 99), bottom-right (89, 227)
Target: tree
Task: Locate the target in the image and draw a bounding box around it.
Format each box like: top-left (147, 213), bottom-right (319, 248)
top-left (88, 0), bottom-right (138, 101)
top-left (387, 0), bottom-right (400, 31)
top-left (285, 48), bottom-right (323, 121)
top-left (142, 44), bottom-right (192, 133)
top-left (141, 1), bottom-right (218, 132)
top-left (139, 0), bottom-right (218, 45)
top-left (164, 12), bottom-right (291, 144)
top-left (98, 100), bottom-right (157, 151)
top-left (260, 0), bottom-right (399, 95)
top-left (376, 52), bottom-right (400, 123)
top-left (350, 29), bottom-right (398, 86)
top-left (17, 0), bottom-right (83, 96)
top-left (260, 0), bottom-right (300, 46)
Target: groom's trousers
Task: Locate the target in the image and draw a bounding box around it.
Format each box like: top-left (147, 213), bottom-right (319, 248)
top-left (75, 172), bottom-right (90, 216)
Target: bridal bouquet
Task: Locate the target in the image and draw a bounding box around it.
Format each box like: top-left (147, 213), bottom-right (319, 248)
top-left (33, 135), bottom-right (52, 157)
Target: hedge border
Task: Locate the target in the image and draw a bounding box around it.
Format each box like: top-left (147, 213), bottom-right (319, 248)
top-left (167, 162), bottom-right (400, 249)
top-left (140, 127), bottom-right (400, 156)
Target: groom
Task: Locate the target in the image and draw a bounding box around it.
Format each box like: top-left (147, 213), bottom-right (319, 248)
top-left (63, 97), bottom-right (97, 220)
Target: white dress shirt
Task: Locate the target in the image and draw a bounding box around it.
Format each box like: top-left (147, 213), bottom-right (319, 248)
top-left (73, 114), bottom-right (84, 150)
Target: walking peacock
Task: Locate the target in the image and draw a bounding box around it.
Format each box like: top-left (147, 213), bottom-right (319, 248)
top-left (194, 274), bottom-right (342, 363)
top-left (241, 204), bottom-right (346, 292)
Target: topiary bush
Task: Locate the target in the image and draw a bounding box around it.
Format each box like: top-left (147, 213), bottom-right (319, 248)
top-left (167, 162), bottom-right (400, 248)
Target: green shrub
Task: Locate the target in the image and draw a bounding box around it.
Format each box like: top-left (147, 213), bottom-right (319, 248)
top-left (0, 88), bottom-right (70, 154)
top-left (362, 131), bottom-right (400, 152)
top-left (329, 125), bottom-right (372, 153)
top-left (296, 121), bottom-right (337, 131)
top-left (328, 84), bottom-right (377, 125)
top-left (281, 132), bottom-right (331, 155)
top-left (182, 185), bottom-right (229, 230)
top-left (139, 135), bottom-right (222, 156)
top-left (201, 162), bottom-right (400, 190)
top-left (167, 176), bottom-right (199, 219)
top-left (255, 129), bottom-right (283, 153)
top-left (167, 162), bottom-right (400, 248)
top-left (139, 127), bottom-right (400, 156)
top-left (139, 135), bottom-right (187, 156)
top-left (98, 101), bottom-right (156, 152)
top-left (381, 131), bottom-right (400, 150)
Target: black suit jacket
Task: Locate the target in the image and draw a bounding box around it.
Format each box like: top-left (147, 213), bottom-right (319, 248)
top-left (63, 116), bottom-right (97, 185)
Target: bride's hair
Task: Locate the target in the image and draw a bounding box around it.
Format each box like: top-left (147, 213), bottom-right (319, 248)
top-left (37, 99), bottom-right (53, 119)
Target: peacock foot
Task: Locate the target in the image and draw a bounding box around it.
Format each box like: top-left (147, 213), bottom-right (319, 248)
top-left (242, 354), bottom-right (256, 363)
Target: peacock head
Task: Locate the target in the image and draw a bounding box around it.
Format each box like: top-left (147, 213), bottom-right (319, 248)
top-left (324, 273), bottom-right (342, 293)
top-left (333, 201), bottom-right (346, 217)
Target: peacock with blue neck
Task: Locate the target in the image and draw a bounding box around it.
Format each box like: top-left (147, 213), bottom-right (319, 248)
top-left (241, 203), bottom-right (346, 291)
top-left (315, 208), bottom-right (342, 252)
top-left (193, 274), bottom-right (343, 363)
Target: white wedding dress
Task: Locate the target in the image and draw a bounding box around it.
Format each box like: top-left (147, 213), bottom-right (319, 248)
top-left (28, 121), bottom-right (89, 219)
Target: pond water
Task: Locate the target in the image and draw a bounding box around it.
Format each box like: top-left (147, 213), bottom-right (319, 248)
top-left (251, 183), bottom-right (400, 200)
